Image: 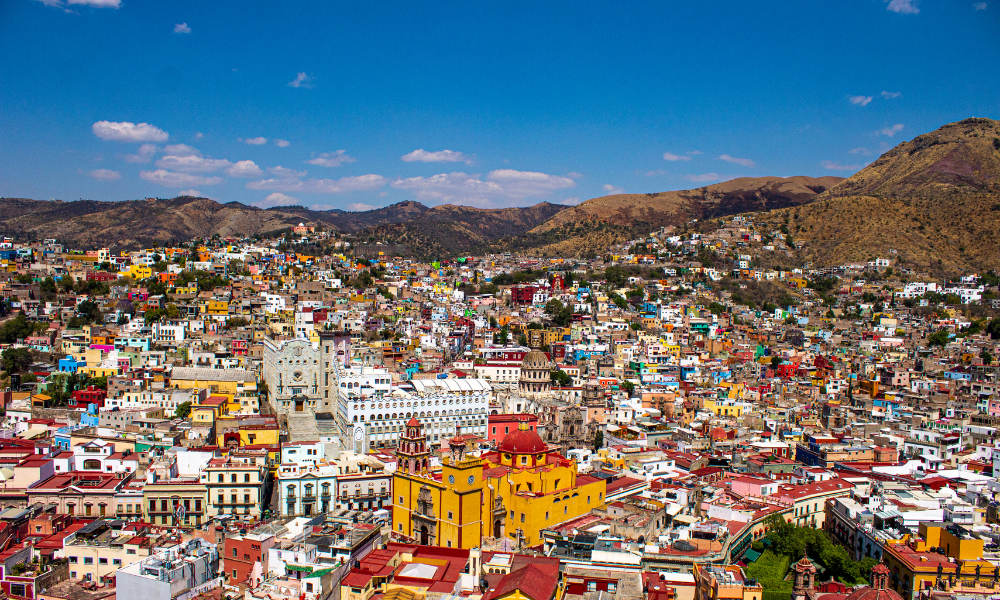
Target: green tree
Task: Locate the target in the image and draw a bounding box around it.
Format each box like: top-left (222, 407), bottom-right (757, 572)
top-left (550, 370), bottom-right (571, 386)
top-left (593, 429), bottom-right (604, 451)
top-left (928, 328), bottom-right (950, 348)
top-left (174, 401), bottom-right (193, 418)
top-left (1, 347), bottom-right (32, 374)
top-left (620, 380), bottom-right (635, 396)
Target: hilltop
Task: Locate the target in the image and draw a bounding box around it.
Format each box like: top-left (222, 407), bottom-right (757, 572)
top-left (768, 118), bottom-right (1000, 274)
top-left (0, 196), bottom-right (565, 251)
top-left (482, 176), bottom-right (843, 256)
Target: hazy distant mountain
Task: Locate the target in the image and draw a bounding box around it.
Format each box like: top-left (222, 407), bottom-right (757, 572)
top-left (0, 195), bottom-right (566, 251)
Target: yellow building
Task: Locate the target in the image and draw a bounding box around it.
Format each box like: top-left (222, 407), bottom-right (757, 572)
top-left (484, 421), bottom-right (606, 546)
top-left (392, 419), bottom-right (485, 549)
top-left (881, 522), bottom-right (993, 599)
top-left (391, 419), bottom-right (607, 549)
top-left (128, 265), bottom-right (152, 279)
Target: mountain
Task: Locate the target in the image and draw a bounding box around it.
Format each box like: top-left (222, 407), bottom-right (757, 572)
top-left (483, 176), bottom-right (843, 256)
top-left (768, 118), bottom-right (1000, 274)
top-left (0, 196), bottom-right (566, 251)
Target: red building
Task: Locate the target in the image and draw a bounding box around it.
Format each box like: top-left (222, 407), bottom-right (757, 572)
top-left (510, 285), bottom-right (537, 305)
top-left (231, 339), bottom-right (249, 357)
top-left (69, 386), bottom-right (106, 410)
top-left (85, 271), bottom-right (117, 282)
top-left (487, 414), bottom-right (539, 446)
top-left (222, 530), bottom-right (275, 589)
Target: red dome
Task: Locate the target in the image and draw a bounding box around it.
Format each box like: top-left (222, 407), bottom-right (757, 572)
top-left (710, 427), bottom-right (728, 440)
top-left (843, 588), bottom-right (903, 600)
top-left (498, 427), bottom-right (547, 455)
top-left (406, 417), bottom-right (420, 427)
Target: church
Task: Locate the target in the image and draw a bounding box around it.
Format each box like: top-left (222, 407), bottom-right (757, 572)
top-left (392, 417), bottom-right (606, 549)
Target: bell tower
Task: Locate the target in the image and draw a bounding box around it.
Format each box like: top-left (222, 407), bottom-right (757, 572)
top-left (398, 417), bottom-right (430, 474)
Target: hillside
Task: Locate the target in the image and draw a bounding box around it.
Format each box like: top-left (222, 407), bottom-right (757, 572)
top-left (484, 176), bottom-right (843, 256)
top-left (769, 118), bottom-right (1000, 274)
top-left (0, 196), bottom-right (566, 251)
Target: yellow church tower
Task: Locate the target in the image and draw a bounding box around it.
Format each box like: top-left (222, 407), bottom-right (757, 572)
top-left (391, 418), bottom-right (485, 548)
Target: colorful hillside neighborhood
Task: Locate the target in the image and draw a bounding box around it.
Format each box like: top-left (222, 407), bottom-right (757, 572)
top-left (0, 222), bottom-right (997, 600)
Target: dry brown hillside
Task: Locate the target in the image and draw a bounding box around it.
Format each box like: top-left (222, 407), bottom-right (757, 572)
top-left (484, 176), bottom-right (841, 257)
top-left (768, 118), bottom-right (1000, 274)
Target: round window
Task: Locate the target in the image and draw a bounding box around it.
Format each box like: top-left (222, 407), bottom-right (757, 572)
top-left (468, 476), bottom-right (475, 485)
top-left (448, 475), bottom-right (455, 484)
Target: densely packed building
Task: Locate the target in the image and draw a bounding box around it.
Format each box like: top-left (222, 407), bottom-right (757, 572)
top-left (0, 224), bottom-right (998, 600)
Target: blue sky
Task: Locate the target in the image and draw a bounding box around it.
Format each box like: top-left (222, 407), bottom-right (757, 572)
top-left (1, 0), bottom-right (998, 211)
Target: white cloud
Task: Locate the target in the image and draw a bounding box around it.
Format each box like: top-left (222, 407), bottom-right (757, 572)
top-left (93, 120), bottom-right (168, 143)
top-left (849, 147), bottom-right (873, 155)
top-left (178, 189), bottom-right (201, 197)
top-left (309, 204), bottom-right (336, 211)
top-left (162, 144), bottom-right (200, 156)
top-left (140, 170), bottom-right (223, 187)
top-left (274, 139), bottom-right (290, 148)
top-left (848, 95), bottom-right (873, 106)
top-left (880, 91), bottom-right (902, 99)
top-left (88, 169), bottom-right (120, 181)
top-left (244, 137), bottom-right (267, 145)
top-left (226, 160), bottom-right (263, 178)
top-left (718, 154), bottom-right (755, 168)
top-left (602, 184), bottom-right (626, 195)
top-left (821, 161), bottom-right (862, 171)
top-left (887, 0), bottom-right (919, 13)
top-left (155, 154), bottom-right (231, 173)
top-left (194, 132), bottom-right (204, 140)
top-left (256, 192), bottom-right (300, 208)
top-left (689, 150), bottom-right (703, 155)
top-left (561, 197), bottom-right (582, 205)
top-left (124, 143), bottom-right (157, 163)
top-left (662, 152), bottom-right (691, 161)
top-left (390, 169), bottom-right (575, 207)
top-left (566, 172), bottom-right (583, 179)
top-left (348, 203), bottom-right (377, 211)
top-left (38, 0), bottom-right (121, 7)
top-left (305, 150), bottom-right (356, 167)
top-left (880, 123), bottom-right (905, 137)
top-left (646, 169), bottom-right (667, 177)
top-left (401, 149), bottom-right (473, 164)
top-left (173, 23), bottom-right (191, 34)
top-left (686, 173), bottom-right (724, 183)
top-left (247, 167), bottom-right (387, 194)
top-left (974, 2), bottom-right (987, 9)
top-left (288, 72), bottom-right (314, 89)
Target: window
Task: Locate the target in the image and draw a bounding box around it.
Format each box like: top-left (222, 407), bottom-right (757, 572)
top-left (545, 511), bottom-right (549, 520)
top-left (113, 559), bottom-right (122, 566)
top-left (587, 582), bottom-right (597, 592)
top-left (99, 558), bottom-right (108, 565)
top-left (448, 511), bottom-right (453, 520)
top-left (245, 474), bottom-right (251, 482)
top-left (10, 584), bottom-right (25, 598)
top-left (84, 557), bottom-right (94, 564)
top-left (69, 556), bottom-right (78, 563)
top-left (520, 513), bottom-right (525, 523)
top-left (398, 523), bottom-right (403, 532)
top-left (233, 548), bottom-right (238, 557)
top-left (608, 583), bottom-right (618, 593)
top-left (127, 549), bottom-right (136, 555)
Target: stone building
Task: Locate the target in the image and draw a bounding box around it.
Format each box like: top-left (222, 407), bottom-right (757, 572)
top-left (518, 350), bottom-right (551, 398)
top-left (261, 330), bottom-right (350, 415)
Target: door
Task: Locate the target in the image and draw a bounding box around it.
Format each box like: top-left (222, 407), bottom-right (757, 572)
top-left (420, 525), bottom-right (429, 545)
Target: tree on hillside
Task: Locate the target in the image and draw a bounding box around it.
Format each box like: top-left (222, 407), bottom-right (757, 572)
top-left (928, 328), bottom-right (950, 348)
top-left (1, 348), bottom-right (32, 375)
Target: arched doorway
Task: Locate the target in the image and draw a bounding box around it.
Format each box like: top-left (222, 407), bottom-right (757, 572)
top-left (420, 525), bottom-right (429, 545)
top-left (494, 520), bottom-right (502, 538)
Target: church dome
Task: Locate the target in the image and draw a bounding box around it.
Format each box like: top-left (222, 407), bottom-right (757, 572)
top-left (498, 422), bottom-right (547, 455)
top-left (842, 564), bottom-right (902, 600)
top-left (521, 350), bottom-right (549, 368)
